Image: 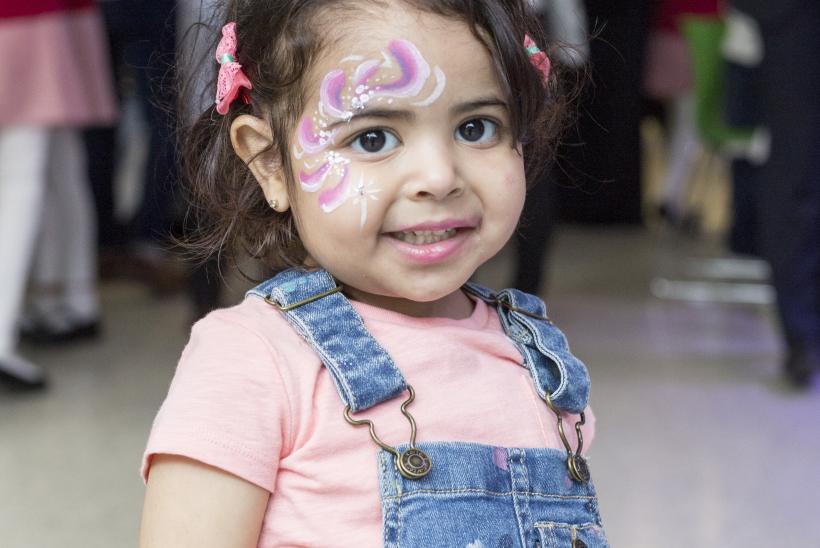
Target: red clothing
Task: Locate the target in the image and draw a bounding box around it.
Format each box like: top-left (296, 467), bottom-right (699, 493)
top-left (0, 1), bottom-right (94, 20)
top-left (0, 1), bottom-right (115, 125)
top-left (655, 0), bottom-right (722, 32)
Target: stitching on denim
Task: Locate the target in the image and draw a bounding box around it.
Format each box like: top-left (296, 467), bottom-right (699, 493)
top-left (382, 489), bottom-right (595, 501)
top-left (539, 346), bottom-right (568, 400)
top-left (521, 326), bottom-right (568, 402)
top-left (396, 473), bottom-right (403, 548)
top-left (380, 453), bottom-right (393, 548)
top-left (538, 525), bottom-right (556, 547)
top-left (282, 304), bottom-right (359, 410)
top-left (505, 301), bottom-right (570, 402)
top-left (346, 297), bottom-right (406, 410)
top-left (510, 449), bottom-right (529, 548)
top-left (507, 449), bottom-right (524, 548)
top-left (533, 522), bottom-right (601, 530)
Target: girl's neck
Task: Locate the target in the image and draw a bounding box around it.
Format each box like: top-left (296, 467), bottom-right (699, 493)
top-left (343, 287), bottom-right (475, 320)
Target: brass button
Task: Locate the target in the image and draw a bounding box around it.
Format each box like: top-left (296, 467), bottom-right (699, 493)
top-left (568, 454), bottom-right (591, 483)
top-left (397, 448), bottom-right (432, 479)
top-left (573, 539), bottom-right (587, 548)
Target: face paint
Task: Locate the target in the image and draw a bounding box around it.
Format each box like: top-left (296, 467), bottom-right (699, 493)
top-left (299, 151), bottom-right (350, 195)
top-left (294, 39), bottom-right (446, 216)
top-left (298, 117), bottom-right (336, 155)
top-left (317, 164), bottom-right (350, 213)
top-left (411, 66), bottom-right (447, 107)
top-left (351, 174), bottom-right (382, 229)
top-left (320, 69), bottom-right (350, 121)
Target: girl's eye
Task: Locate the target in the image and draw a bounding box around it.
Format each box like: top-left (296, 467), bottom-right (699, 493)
top-left (455, 118), bottom-right (498, 145)
top-left (350, 129), bottom-right (399, 154)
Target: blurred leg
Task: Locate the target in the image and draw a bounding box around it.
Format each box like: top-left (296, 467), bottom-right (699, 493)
top-left (659, 94), bottom-right (701, 223)
top-left (725, 62), bottom-right (761, 256)
top-left (0, 126), bottom-right (49, 386)
top-left (29, 128), bottom-right (100, 332)
top-left (748, 7), bottom-right (820, 384)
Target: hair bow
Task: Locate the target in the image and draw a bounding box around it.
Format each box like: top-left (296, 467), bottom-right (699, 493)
top-left (215, 22), bottom-right (253, 115)
top-left (524, 34), bottom-right (551, 85)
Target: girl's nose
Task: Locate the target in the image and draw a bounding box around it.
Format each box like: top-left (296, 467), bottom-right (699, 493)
top-left (402, 143), bottom-right (464, 201)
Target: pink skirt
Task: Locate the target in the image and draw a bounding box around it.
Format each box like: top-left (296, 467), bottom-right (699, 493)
top-left (0, 6), bottom-right (117, 126)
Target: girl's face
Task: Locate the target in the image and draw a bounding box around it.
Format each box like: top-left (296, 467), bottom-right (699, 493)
top-left (289, 5), bottom-right (526, 316)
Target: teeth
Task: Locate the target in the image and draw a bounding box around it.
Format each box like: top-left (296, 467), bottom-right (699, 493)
top-left (393, 228), bottom-right (457, 245)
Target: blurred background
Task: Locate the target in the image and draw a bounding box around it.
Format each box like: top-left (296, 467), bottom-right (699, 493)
top-left (1, 0), bottom-right (818, 546)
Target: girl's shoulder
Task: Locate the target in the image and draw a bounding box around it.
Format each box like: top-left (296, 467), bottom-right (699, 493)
top-left (178, 296), bottom-right (327, 395)
top-left (191, 295), bottom-right (311, 357)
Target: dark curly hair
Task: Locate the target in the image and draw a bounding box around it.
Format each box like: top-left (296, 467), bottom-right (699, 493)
top-left (181, 0), bottom-right (570, 273)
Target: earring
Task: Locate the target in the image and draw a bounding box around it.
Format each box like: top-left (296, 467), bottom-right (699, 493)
top-left (268, 198), bottom-right (279, 210)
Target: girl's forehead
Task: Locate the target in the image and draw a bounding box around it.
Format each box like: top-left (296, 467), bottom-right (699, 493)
top-left (304, 11), bottom-right (499, 105)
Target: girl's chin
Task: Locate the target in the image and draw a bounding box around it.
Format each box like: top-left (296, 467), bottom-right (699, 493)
top-left (351, 285), bottom-right (473, 318)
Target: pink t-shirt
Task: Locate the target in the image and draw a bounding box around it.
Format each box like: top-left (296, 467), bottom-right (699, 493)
top-left (142, 295), bottom-right (595, 547)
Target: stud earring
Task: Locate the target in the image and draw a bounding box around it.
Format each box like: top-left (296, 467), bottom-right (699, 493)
top-left (268, 198), bottom-right (279, 210)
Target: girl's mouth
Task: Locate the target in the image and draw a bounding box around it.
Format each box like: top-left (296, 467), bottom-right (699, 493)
top-left (384, 226), bottom-right (473, 264)
top-left (390, 228), bottom-right (458, 245)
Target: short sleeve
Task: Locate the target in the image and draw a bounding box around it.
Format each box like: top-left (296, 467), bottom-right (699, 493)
top-left (141, 311), bottom-right (292, 493)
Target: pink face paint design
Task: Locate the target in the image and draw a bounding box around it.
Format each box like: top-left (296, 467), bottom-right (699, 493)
top-left (353, 59), bottom-right (382, 89)
top-left (298, 161), bottom-right (331, 192)
top-left (348, 40), bottom-right (433, 111)
top-left (318, 165), bottom-right (350, 213)
top-left (298, 117), bottom-right (334, 155)
top-left (412, 66), bottom-right (447, 107)
top-left (319, 69), bottom-right (350, 120)
top-left (372, 40), bottom-right (431, 97)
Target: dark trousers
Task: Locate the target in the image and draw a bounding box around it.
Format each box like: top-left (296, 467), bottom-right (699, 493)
top-left (84, 0), bottom-right (178, 248)
top-left (733, 3), bottom-right (820, 354)
top-left (724, 63), bottom-right (761, 257)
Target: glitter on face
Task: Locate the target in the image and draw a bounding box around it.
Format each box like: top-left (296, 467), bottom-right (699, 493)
top-left (351, 174), bottom-right (382, 229)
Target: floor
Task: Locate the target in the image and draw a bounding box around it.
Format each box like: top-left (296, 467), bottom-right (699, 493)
top-left (2, 227), bottom-right (819, 548)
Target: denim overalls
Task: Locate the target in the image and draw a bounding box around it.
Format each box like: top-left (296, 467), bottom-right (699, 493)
top-left (248, 268), bottom-right (608, 548)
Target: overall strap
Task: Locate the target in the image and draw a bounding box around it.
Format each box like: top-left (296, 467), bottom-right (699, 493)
top-left (463, 283), bottom-right (590, 414)
top-left (246, 269), bottom-right (407, 412)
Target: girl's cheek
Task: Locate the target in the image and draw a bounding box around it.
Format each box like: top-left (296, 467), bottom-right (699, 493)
top-left (290, 148), bottom-right (356, 214)
top-left (505, 167), bottom-right (527, 209)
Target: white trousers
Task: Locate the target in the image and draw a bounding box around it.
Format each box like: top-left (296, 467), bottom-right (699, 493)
top-left (30, 128), bottom-right (99, 324)
top-left (0, 127), bottom-right (98, 357)
top-left (0, 127), bottom-right (48, 357)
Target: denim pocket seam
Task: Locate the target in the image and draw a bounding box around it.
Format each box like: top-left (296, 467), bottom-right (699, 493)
top-left (382, 488), bottom-right (596, 501)
top-left (533, 521), bottom-right (601, 530)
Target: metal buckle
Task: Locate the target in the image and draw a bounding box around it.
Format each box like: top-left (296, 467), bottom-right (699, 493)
top-left (494, 294), bottom-right (552, 323)
top-left (343, 385), bottom-right (432, 480)
top-left (542, 393), bottom-right (590, 483)
top-left (264, 285), bottom-right (343, 312)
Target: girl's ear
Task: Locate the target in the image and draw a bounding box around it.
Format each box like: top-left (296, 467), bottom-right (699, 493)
top-left (230, 115), bottom-right (291, 211)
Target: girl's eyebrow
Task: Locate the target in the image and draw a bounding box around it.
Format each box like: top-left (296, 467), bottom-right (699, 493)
top-left (450, 97), bottom-right (508, 116)
top-left (325, 97), bottom-right (508, 131)
top-left (326, 109), bottom-right (413, 131)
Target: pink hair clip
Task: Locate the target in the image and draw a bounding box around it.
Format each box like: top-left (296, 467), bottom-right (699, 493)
top-left (524, 34), bottom-right (551, 85)
top-left (215, 22), bottom-right (253, 115)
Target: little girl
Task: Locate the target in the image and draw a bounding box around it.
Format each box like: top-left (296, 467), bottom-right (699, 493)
top-left (140, 1), bottom-right (608, 547)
